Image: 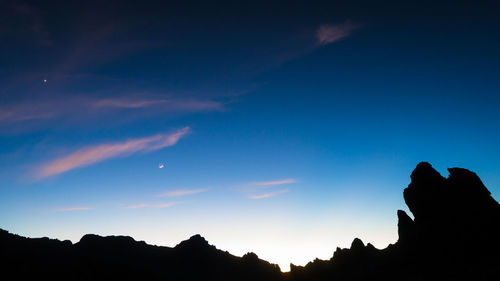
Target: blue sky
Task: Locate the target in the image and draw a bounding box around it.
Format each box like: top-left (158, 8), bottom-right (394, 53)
top-left (1, 0), bottom-right (500, 271)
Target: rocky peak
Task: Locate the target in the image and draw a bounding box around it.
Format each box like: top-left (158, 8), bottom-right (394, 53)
top-left (446, 167), bottom-right (497, 210)
top-left (175, 234), bottom-right (210, 249)
top-left (396, 210), bottom-right (415, 244)
top-left (242, 252), bottom-right (259, 261)
top-left (350, 238), bottom-right (365, 250)
top-left (403, 162), bottom-right (446, 223)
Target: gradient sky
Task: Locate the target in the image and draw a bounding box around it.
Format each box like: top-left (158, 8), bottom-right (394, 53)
top-left (1, 0), bottom-right (500, 271)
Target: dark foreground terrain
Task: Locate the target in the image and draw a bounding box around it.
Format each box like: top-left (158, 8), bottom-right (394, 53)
top-left (1, 162), bottom-right (499, 280)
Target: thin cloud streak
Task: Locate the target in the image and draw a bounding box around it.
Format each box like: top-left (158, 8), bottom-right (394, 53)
top-left (250, 189), bottom-right (289, 199)
top-left (91, 98), bottom-right (169, 108)
top-left (37, 127), bottom-right (190, 179)
top-left (160, 188), bottom-right (208, 197)
top-left (0, 97), bottom-right (223, 124)
top-left (316, 20), bottom-right (357, 46)
top-left (90, 98), bottom-right (223, 112)
top-left (252, 179), bottom-right (297, 186)
top-left (127, 203), bottom-right (149, 209)
top-left (0, 101), bottom-right (61, 122)
top-left (126, 202), bottom-right (178, 209)
top-left (57, 206), bottom-right (92, 212)
top-left (167, 99), bottom-right (223, 111)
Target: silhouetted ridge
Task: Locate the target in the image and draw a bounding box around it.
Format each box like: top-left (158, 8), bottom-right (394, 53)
top-left (1, 162), bottom-right (498, 281)
top-left (242, 252), bottom-right (260, 260)
top-left (175, 234), bottom-right (210, 249)
top-left (77, 234), bottom-right (141, 247)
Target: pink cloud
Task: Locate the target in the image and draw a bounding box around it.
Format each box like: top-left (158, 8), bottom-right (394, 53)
top-left (126, 202), bottom-right (178, 209)
top-left (249, 189), bottom-right (289, 199)
top-left (92, 98), bottom-right (169, 108)
top-left (155, 202), bottom-right (178, 208)
top-left (252, 178), bottom-right (297, 186)
top-left (126, 203), bottom-right (150, 209)
top-left (37, 127), bottom-right (190, 178)
top-left (0, 96), bottom-right (223, 125)
top-left (316, 21), bottom-right (357, 45)
top-left (0, 101), bottom-right (62, 122)
top-left (57, 206), bottom-right (92, 212)
top-left (160, 188), bottom-right (208, 197)
top-left (90, 97), bottom-right (223, 113)
top-left (167, 99), bottom-right (223, 111)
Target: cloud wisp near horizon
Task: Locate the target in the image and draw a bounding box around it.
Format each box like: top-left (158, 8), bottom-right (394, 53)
top-left (252, 178), bottom-right (298, 187)
top-left (160, 188), bottom-right (209, 197)
top-left (246, 178), bottom-right (296, 199)
top-left (35, 127), bottom-right (191, 179)
top-left (57, 206), bottom-right (92, 212)
top-left (126, 202), bottom-right (178, 209)
top-left (249, 189), bottom-right (289, 199)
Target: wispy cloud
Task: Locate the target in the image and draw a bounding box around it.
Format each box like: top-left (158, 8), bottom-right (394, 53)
top-left (91, 98), bottom-right (169, 108)
top-left (316, 20), bottom-right (357, 46)
top-left (160, 188), bottom-right (208, 197)
top-left (126, 202), bottom-right (178, 209)
top-left (126, 203), bottom-right (149, 209)
top-left (0, 96), bottom-right (223, 124)
top-left (57, 206), bottom-right (92, 212)
top-left (37, 127), bottom-right (190, 179)
top-left (0, 101), bottom-right (62, 122)
top-left (90, 97), bottom-right (223, 112)
top-left (249, 189), bottom-right (289, 199)
top-left (252, 178), bottom-right (297, 186)
top-left (167, 99), bottom-right (223, 112)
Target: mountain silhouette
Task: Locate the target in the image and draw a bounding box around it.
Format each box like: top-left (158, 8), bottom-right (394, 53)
top-left (1, 162), bottom-right (499, 280)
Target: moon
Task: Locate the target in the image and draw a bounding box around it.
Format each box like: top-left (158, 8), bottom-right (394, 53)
top-left (159, 163), bottom-right (164, 169)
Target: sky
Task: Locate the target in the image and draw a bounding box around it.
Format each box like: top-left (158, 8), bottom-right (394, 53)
top-left (1, 0), bottom-right (500, 271)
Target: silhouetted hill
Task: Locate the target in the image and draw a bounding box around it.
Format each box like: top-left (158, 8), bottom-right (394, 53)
top-left (0, 229), bottom-right (283, 280)
top-left (1, 162), bottom-right (499, 280)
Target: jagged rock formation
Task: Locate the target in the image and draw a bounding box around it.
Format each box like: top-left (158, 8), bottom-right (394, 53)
top-left (1, 162), bottom-right (499, 280)
top-left (288, 162), bottom-right (500, 281)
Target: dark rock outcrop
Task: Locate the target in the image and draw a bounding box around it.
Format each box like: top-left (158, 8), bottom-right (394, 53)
top-left (288, 162), bottom-right (500, 281)
top-left (396, 209), bottom-right (415, 244)
top-left (1, 162), bottom-right (498, 280)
